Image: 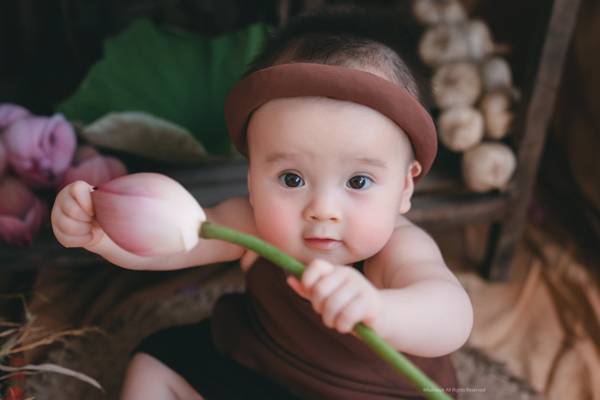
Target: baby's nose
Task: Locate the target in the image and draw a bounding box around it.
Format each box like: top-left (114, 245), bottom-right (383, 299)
top-left (303, 192), bottom-right (341, 222)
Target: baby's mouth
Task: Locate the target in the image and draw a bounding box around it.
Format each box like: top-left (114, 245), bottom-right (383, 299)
top-left (303, 238), bottom-right (342, 250)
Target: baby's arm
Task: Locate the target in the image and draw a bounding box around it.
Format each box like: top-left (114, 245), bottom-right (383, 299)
top-left (288, 220), bottom-right (472, 358)
top-left (52, 181), bottom-right (256, 271)
top-left (362, 222), bottom-right (473, 357)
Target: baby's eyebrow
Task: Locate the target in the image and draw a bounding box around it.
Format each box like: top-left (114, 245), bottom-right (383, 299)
top-left (356, 157), bottom-right (387, 169)
top-left (263, 153), bottom-right (387, 169)
top-left (263, 152), bottom-right (299, 164)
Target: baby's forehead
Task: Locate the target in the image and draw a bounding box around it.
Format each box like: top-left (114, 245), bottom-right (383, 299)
top-left (247, 96), bottom-right (414, 160)
top-left (249, 96), bottom-right (403, 130)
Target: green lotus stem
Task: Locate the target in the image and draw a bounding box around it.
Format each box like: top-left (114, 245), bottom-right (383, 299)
top-left (200, 221), bottom-right (453, 400)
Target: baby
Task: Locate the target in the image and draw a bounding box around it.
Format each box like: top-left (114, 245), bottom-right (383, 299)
top-left (52, 9), bottom-right (472, 400)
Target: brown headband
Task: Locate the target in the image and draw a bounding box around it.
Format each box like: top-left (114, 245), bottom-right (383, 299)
top-left (224, 63), bottom-right (437, 181)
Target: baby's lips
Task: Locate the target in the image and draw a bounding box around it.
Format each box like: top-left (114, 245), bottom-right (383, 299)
top-left (304, 238), bottom-right (342, 250)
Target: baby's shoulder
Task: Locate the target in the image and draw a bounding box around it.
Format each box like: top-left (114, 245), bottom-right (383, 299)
top-left (388, 216), bottom-right (443, 262)
top-left (363, 215), bottom-right (446, 287)
top-left (206, 195), bottom-right (258, 236)
top-left (206, 196), bottom-right (261, 271)
top-left (390, 215), bottom-right (434, 242)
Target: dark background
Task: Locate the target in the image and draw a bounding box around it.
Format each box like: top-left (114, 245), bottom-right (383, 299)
top-left (0, 0), bottom-right (543, 114)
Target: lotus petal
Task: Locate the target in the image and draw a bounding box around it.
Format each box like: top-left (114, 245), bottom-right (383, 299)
top-left (92, 173), bottom-right (205, 256)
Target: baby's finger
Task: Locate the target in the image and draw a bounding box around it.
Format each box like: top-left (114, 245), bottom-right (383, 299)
top-left (86, 225), bottom-right (105, 248)
top-left (321, 286), bottom-right (360, 329)
top-left (286, 276), bottom-right (310, 299)
top-left (311, 273), bottom-right (347, 314)
top-left (55, 214), bottom-right (94, 237)
top-left (52, 220), bottom-right (94, 248)
top-left (334, 295), bottom-right (368, 333)
top-left (58, 231), bottom-right (94, 248)
top-left (69, 181), bottom-right (96, 218)
top-left (57, 194), bottom-right (93, 223)
top-left (302, 259), bottom-right (335, 289)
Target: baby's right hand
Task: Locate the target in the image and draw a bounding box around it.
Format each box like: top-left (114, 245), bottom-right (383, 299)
top-left (52, 181), bottom-right (104, 249)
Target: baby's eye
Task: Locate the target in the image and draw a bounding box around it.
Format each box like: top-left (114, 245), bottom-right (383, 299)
top-left (279, 173), bottom-right (304, 188)
top-left (347, 175), bottom-right (373, 190)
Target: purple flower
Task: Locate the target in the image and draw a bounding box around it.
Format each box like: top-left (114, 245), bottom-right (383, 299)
top-left (0, 176), bottom-right (47, 247)
top-left (0, 141), bottom-right (6, 178)
top-left (1, 114), bottom-right (77, 188)
top-left (57, 146), bottom-right (127, 192)
top-left (0, 104), bottom-right (30, 129)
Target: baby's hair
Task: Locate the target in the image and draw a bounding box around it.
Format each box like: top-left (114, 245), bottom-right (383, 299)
top-left (245, 7), bottom-right (433, 113)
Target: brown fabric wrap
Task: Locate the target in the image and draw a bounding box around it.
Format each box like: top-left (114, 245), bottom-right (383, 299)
top-left (212, 258), bottom-right (458, 399)
top-left (224, 63), bottom-right (437, 182)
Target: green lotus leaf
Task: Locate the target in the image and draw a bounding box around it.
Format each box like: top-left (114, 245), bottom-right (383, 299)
top-left (57, 18), bottom-right (268, 156)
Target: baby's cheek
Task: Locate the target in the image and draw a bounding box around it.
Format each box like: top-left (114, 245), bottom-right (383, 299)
top-left (253, 202), bottom-right (296, 249)
top-left (351, 214), bottom-right (396, 254)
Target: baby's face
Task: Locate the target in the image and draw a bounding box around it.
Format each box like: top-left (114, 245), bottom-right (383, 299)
top-left (247, 97), bottom-right (415, 266)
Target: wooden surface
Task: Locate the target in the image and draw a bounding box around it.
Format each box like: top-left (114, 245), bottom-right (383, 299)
top-left (482, 0), bottom-right (581, 280)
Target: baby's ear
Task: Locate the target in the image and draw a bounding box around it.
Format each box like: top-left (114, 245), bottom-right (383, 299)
top-left (399, 161), bottom-right (422, 214)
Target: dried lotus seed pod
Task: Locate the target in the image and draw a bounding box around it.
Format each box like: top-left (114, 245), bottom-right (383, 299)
top-left (412, 0), bottom-right (467, 26)
top-left (465, 19), bottom-right (495, 60)
top-left (461, 142), bottom-right (517, 192)
top-left (479, 88), bottom-right (515, 139)
top-left (419, 24), bottom-right (470, 66)
top-left (438, 106), bottom-right (484, 152)
top-left (481, 57), bottom-right (513, 90)
top-left (432, 61), bottom-right (482, 108)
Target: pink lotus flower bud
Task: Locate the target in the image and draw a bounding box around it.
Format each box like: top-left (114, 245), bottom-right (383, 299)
top-left (1, 114), bottom-right (76, 188)
top-left (0, 104), bottom-right (30, 129)
top-left (91, 173), bottom-right (206, 256)
top-left (0, 176), bottom-right (47, 247)
top-left (57, 146), bottom-right (127, 192)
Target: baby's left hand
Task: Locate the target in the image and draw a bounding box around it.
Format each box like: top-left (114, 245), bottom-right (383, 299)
top-left (287, 259), bottom-right (388, 335)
